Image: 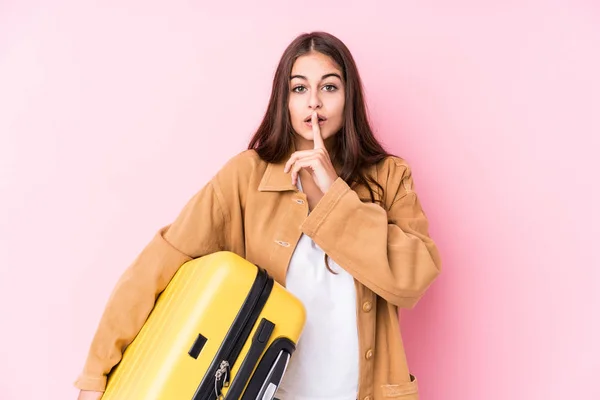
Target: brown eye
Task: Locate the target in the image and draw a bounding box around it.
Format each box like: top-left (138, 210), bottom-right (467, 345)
top-left (323, 84), bottom-right (337, 92)
top-left (292, 86), bottom-right (307, 93)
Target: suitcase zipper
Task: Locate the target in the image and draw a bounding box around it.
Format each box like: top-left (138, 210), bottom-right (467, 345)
top-left (193, 268), bottom-right (273, 400)
top-left (214, 360), bottom-right (231, 397)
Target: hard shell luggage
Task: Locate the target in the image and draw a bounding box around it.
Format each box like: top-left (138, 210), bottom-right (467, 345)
top-left (101, 251), bottom-right (306, 400)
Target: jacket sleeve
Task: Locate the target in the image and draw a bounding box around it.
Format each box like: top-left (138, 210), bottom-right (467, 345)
top-left (74, 176), bottom-right (231, 392)
top-left (299, 158), bottom-right (442, 309)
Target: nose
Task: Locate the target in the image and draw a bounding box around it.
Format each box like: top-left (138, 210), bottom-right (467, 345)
top-left (308, 89), bottom-right (322, 110)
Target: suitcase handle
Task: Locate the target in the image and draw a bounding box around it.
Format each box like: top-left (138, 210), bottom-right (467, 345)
top-left (240, 337), bottom-right (296, 400)
top-left (254, 350), bottom-right (290, 400)
top-left (224, 318), bottom-right (275, 399)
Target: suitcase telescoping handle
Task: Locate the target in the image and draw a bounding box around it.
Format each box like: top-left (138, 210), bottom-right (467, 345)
top-left (253, 350), bottom-right (290, 400)
top-left (240, 337), bottom-right (296, 400)
top-left (222, 318), bottom-right (275, 399)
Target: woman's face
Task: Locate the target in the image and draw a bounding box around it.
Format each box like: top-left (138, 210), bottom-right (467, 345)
top-left (288, 51), bottom-right (345, 150)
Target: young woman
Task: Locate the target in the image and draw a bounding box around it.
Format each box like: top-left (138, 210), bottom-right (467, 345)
top-left (75, 31), bottom-right (442, 400)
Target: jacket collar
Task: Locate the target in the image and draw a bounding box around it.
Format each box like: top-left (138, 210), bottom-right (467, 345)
top-left (258, 161), bottom-right (298, 192)
top-left (258, 143), bottom-right (298, 192)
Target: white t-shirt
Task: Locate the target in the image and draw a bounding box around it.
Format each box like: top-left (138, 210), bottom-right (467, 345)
top-left (274, 175), bottom-right (359, 400)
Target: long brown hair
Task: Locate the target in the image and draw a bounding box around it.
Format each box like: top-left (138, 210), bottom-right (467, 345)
top-left (248, 31), bottom-right (396, 273)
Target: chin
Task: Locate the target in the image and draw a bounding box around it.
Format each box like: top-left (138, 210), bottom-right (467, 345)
top-left (310, 131), bottom-right (330, 140)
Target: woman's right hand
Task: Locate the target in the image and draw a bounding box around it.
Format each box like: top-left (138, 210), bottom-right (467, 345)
top-left (77, 390), bottom-right (103, 400)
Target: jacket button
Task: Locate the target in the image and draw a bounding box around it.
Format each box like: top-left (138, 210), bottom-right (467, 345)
top-left (365, 349), bottom-right (373, 360)
top-left (294, 198), bottom-right (305, 205)
top-left (362, 301), bottom-right (372, 312)
top-left (275, 240), bottom-right (290, 247)
top-left (364, 396), bottom-right (372, 400)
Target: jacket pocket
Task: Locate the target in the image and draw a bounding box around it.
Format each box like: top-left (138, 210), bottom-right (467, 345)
top-left (381, 374), bottom-right (419, 398)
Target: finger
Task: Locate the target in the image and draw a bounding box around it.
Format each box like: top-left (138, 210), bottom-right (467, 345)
top-left (284, 150), bottom-right (319, 173)
top-left (290, 156), bottom-right (320, 184)
top-left (311, 111), bottom-right (325, 150)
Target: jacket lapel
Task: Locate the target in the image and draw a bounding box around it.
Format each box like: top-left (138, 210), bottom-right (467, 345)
top-left (258, 160), bottom-right (298, 192)
top-left (258, 142), bottom-right (299, 192)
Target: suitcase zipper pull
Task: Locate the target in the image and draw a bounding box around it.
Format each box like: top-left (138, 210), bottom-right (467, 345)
top-left (214, 360), bottom-right (231, 399)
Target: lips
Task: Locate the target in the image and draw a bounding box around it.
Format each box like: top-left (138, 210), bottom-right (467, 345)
top-left (304, 114), bottom-right (326, 122)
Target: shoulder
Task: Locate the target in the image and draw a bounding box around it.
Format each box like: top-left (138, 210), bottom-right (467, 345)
top-left (220, 148), bottom-right (263, 168)
top-left (379, 155), bottom-right (411, 172)
top-left (214, 149), bottom-right (265, 178)
top-left (364, 155), bottom-right (416, 206)
top-left (210, 149), bottom-right (269, 194)
top-left (374, 155), bottom-right (413, 187)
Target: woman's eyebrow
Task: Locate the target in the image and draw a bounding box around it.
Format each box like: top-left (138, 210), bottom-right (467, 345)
top-left (290, 73), bottom-right (342, 81)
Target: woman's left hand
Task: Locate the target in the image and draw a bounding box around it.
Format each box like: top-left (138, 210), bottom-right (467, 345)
top-left (284, 111), bottom-right (339, 194)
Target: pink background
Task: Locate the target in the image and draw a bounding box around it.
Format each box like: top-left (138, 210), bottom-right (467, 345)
top-left (1, 1), bottom-right (599, 399)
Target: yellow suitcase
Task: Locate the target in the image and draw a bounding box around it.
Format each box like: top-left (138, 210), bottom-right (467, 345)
top-left (101, 251), bottom-right (306, 400)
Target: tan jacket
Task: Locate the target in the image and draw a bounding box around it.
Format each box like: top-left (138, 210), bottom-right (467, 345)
top-left (74, 148), bottom-right (442, 400)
